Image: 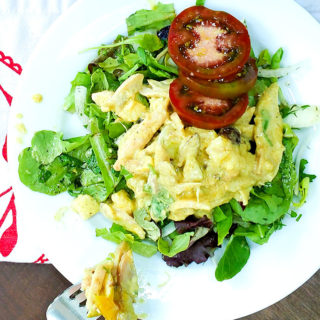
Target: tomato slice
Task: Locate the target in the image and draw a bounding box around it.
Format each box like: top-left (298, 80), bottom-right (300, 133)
top-left (168, 6), bottom-right (251, 80)
top-left (169, 78), bottom-right (248, 129)
top-left (179, 58), bottom-right (257, 99)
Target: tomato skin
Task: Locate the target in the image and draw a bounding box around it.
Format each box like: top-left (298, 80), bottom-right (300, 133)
top-left (168, 6), bottom-right (251, 80)
top-left (169, 78), bottom-right (248, 129)
top-left (179, 58), bottom-right (258, 99)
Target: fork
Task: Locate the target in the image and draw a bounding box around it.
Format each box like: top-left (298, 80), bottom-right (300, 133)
top-left (46, 283), bottom-right (103, 320)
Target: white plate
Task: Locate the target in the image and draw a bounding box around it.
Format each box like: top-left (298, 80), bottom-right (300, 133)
top-left (7, 0), bottom-right (320, 319)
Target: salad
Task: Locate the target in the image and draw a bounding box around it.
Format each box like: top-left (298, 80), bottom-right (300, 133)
top-left (17, 1), bottom-right (319, 318)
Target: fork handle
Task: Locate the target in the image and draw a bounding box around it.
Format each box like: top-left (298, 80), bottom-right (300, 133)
top-left (47, 300), bottom-right (86, 320)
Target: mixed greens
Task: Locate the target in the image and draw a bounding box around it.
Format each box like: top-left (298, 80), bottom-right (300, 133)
top-left (18, 1), bottom-right (318, 282)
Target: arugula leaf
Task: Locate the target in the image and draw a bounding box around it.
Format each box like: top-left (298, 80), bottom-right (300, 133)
top-left (64, 72), bottom-right (91, 112)
top-left (294, 177), bottom-right (310, 208)
top-left (126, 2), bottom-right (176, 35)
top-left (294, 159), bottom-right (316, 208)
top-left (137, 47), bottom-right (178, 76)
top-left (89, 34), bottom-right (163, 53)
top-left (215, 236), bottom-right (250, 281)
top-left (150, 188), bottom-right (174, 222)
top-left (234, 223), bottom-right (275, 245)
top-left (133, 208), bottom-right (160, 241)
top-left (96, 224), bottom-right (157, 257)
top-left (299, 159), bottom-right (316, 182)
top-left (158, 232), bottom-right (194, 257)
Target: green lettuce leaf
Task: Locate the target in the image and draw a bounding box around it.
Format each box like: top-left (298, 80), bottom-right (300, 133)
top-left (96, 224), bottom-right (157, 257)
top-left (31, 131), bottom-right (89, 165)
top-left (64, 72), bottom-right (91, 112)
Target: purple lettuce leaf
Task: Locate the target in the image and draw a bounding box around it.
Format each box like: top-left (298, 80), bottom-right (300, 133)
top-left (162, 231), bottom-right (217, 267)
top-left (174, 216), bottom-right (213, 234)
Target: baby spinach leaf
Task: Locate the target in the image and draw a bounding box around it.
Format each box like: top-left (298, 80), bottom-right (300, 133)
top-left (158, 232), bottom-right (194, 257)
top-left (239, 134), bottom-right (298, 225)
top-left (213, 204), bottom-right (233, 245)
top-left (126, 2), bottom-right (176, 35)
top-left (215, 236), bottom-right (250, 281)
top-left (18, 148), bottom-right (83, 196)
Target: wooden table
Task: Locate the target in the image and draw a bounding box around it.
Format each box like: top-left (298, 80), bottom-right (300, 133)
top-left (0, 1), bottom-right (319, 319)
top-left (0, 263), bottom-right (319, 319)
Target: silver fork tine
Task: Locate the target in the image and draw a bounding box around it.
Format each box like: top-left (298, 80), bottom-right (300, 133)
top-left (65, 283), bottom-right (82, 297)
top-left (47, 283), bottom-right (103, 320)
top-left (75, 291), bottom-right (86, 304)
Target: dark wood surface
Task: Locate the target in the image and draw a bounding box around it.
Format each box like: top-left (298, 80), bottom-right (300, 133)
top-left (0, 262), bottom-right (318, 320)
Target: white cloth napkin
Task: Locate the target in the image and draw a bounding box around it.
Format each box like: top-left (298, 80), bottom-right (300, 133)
top-left (0, 0), bottom-right (319, 264)
top-left (0, 0), bottom-right (76, 263)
